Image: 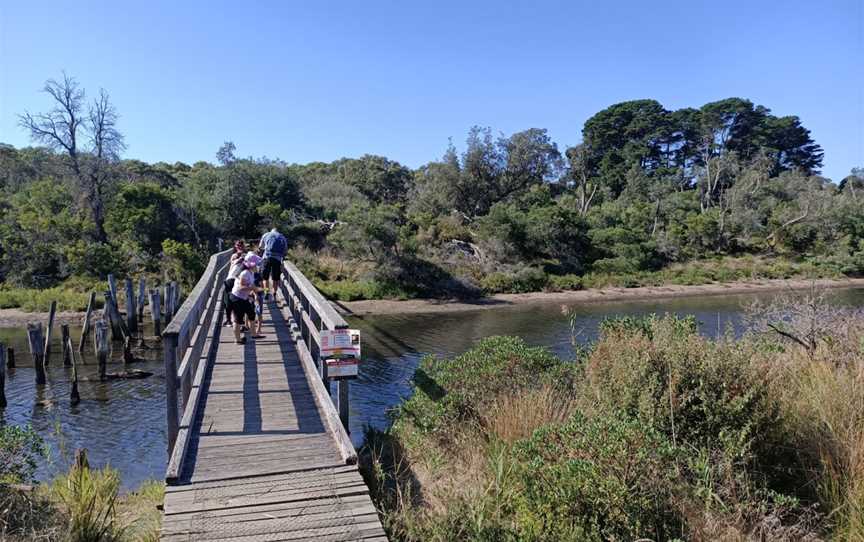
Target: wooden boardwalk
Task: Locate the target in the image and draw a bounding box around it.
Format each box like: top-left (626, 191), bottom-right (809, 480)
top-left (161, 300), bottom-right (386, 541)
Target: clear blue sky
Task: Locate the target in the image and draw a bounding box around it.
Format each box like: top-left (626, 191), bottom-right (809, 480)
top-left (1, 1), bottom-right (862, 181)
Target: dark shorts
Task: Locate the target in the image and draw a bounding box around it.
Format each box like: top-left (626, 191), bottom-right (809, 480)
top-left (262, 257), bottom-right (283, 281)
top-left (228, 294), bottom-right (256, 322)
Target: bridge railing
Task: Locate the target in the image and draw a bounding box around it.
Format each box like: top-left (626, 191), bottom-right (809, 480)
top-left (280, 260), bottom-right (357, 464)
top-left (163, 248), bottom-right (232, 480)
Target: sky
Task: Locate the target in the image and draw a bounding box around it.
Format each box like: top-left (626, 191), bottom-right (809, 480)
top-left (1, 1), bottom-right (862, 181)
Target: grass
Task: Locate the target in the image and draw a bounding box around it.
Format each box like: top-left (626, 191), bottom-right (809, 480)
top-left (0, 466), bottom-right (163, 541)
top-left (361, 299), bottom-right (864, 541)
top-left (0, 276), bottom-right (105, 312)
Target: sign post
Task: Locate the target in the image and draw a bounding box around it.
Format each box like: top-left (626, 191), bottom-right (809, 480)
top-left (320, 329), bottom-right (361, 432)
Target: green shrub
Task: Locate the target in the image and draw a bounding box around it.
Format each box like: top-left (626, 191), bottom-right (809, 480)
top-left (0, 425), bottom-right (47, 484)
top-left (510, 411), bottom-right (682, 541)
top-left (546, 273), bottom-right (582, 292)
top-left (480, 267), bottom-right (548, 294)
top-left (396, 336), bottom-right (572, 438)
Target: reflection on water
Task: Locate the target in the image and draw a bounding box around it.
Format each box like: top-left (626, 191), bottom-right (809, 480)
top-left (1, 288), bottom-right (863, 489)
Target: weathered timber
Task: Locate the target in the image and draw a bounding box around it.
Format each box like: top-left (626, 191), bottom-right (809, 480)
top-left (338, 380), bottom-right (350, 434)
top-left (78, 291), bottom-right (96, 352)
top-left (137, 277), bottom-right (146, 320)
top-left (61, 324), bottom-right (72, 366)
top-left (95, 321), bottom-right (109, 381)
top-left (107, 274), bottom-right (118, 307)
top-left (0, 344), bottom-right (6, 408)
top-left (158, 249), bottom-right (382, 541)
top-left (67, 335), bottom-right (80, 405)
top-left (7, 347), bottom-right (14, 368)
top-left (43, 301), bottom-right (57, 366)
top-left (149, 289), bottom-right (162, 336)
top-left (125, 277), bottom-right (137, 333)
top-left (103, 291), bottom-right (126, 341)
top-left (27, 323), bottom-right (46, 385)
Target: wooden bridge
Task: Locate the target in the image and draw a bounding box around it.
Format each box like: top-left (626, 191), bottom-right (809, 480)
top-left (158, 250), bottom-right (386, 541)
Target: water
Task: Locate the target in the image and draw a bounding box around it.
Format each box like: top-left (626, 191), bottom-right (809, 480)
top-left (2, 288), bottom-right (863, 490)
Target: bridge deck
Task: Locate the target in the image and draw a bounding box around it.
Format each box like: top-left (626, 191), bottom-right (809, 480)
top-left (161, 301), bottom-right (386, 541)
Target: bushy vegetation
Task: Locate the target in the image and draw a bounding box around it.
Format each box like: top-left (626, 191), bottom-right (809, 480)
top-left (0, 426), bottom-right (162, 541)
top-left (3, 75), bottom-right (864, 305)
top-left (361, 298), bottom-right (864, 541)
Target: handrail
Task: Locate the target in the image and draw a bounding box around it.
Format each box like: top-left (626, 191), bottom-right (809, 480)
top-left (163, 248), bottom-right (233, 456)
top-left (280, 261), bottom-right (356, 464)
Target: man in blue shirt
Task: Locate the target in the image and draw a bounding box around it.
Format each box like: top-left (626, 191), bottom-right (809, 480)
top-left (260, 227), bottom-right (288, 302)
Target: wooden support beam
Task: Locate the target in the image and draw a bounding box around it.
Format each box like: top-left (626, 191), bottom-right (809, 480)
top-left (61, 324), bottom-right (72, 366)
top-left (107, 274), bottom-right (118, 307)
top-left (78, 292), bottom-right (96, 353)
top-left (95, 321), bottom-right (109, 381)
top-left (125, 278), bottom-right (138, 333)
top-left (44, 300), bottom-right (57, 366)
top-left (6, 348), bottom-right (14, 369)
top-left (0, 344), bottom-right (6, 408)
top-left (137, 277), bottom-right (146, 321)
top-left (150, 289), bottom-right (162, 336)
top-left (164, 333), bottom-right (179, 455)
top-left (67, 335), bottom-right (80, 405)
top-left (27, 323), bottom-right (46, 385)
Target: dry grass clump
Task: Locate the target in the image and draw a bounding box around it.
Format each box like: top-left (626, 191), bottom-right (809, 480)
top-left (482, 384), bottom-right (577, 444)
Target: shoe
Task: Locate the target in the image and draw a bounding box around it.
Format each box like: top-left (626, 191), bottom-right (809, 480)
top-left (252, 334), bottom-right (266, 339)
top-left (264, 292), bottom-right (271, 302)
top-left (241, 325), bottom-right (249, 332)
top-left (235, 337), bottom-right (246, 345)
top-left (224, 320), bottom-right (232, 327)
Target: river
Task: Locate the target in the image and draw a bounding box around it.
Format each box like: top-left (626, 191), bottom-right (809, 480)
top-left (1, 287), bottom-right (862, 490)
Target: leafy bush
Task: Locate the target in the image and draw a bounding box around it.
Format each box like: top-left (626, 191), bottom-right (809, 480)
top-left (480, 266), bottom-right (548, 294)
top-left (545, 273), bottom-right (582, 291)
top-left (0, 425), bottom-right (47, 484)
top-left (510, 411), bottom-right (682, 541)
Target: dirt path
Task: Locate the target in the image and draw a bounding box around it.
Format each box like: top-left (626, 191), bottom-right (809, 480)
top-left (333, 277), bottom-right (864, 316)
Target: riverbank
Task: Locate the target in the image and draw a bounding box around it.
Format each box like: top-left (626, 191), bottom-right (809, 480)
top-left (336, 277), bottom-right (864, 316)
top-left (0, 308), bottom-right (97, 328)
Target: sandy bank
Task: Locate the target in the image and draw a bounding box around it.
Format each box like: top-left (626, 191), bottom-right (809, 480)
top-left (0, 308), bottom-right (96, 328)
top-left (333, 277), bottom-right (864, 316)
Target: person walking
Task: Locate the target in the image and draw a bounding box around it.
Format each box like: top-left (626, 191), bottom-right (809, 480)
top-left (228, 253), bottom-right (262, 344)
top-left (260, 227), bottom-right (288, 302)
top-left (223, 240), bottom-right (247, 326)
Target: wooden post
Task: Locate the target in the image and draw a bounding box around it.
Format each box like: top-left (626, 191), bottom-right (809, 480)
top-left (103, 291), bottom-right (125, 340)
top-left (0, 344), bottom-right (6, 408)
top-left (95, 321), bottom-right (109, 381)
top-left (78, 292), bottom-right (96, 353)
top-left (175, 282), bottom-right (182, 313)
top-left (27, 323), bottom-right (46, 385)
top-left (163, 284), bottom-right (172, 325)
top-left (7, 348), bottom-right (14, 369)
top-left (61, 324), bottom-right (72, 366)
top-left (338, 380), bottom-right (349, 434)
top-left (68, 335), bottom-right (80, 405)
top-left (164, 333), bottom-right (180, 455)
top-left (125, 278), bottom-right (137, 333)
top-left (44, 300), bottom-right (57, 366)
top-left (149, 289), bottom-right (162, 336)
top-left (137, 278), bottom-right (146, 320)
top-left (107, 273), bottom-right (118, 307)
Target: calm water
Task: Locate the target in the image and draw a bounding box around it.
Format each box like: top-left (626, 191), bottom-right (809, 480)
top-left (1, 288), bottom-right (863, 490)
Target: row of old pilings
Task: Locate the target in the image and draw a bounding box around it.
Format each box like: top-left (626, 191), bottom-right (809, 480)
top-left (0, 274), bottom-right (183, 408)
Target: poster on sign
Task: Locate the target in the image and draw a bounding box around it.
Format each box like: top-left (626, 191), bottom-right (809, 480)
top-left (326, 357), bottom-right (359, 379)
top-left (320, 329), bottom-right (361, 359)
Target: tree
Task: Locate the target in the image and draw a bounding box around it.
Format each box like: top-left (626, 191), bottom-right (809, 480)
top-left (18, 73), bottom-right (125, 242)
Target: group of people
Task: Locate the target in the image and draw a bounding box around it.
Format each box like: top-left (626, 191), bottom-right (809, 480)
top-left (223, 227), bottom-right (288, 345)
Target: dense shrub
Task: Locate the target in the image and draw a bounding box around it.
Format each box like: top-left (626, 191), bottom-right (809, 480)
top-left (480, 266), bottom-right (548, 294)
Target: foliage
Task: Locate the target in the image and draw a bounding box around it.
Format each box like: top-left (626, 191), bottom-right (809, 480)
top-left (4, 82), bottom-right (863, 302)
top-left (362, 311), bottom-right (863, 541)
top-left (0, 425), bottom-right (47, 484)
top-left (51, 463), bottom-right (123, 542)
